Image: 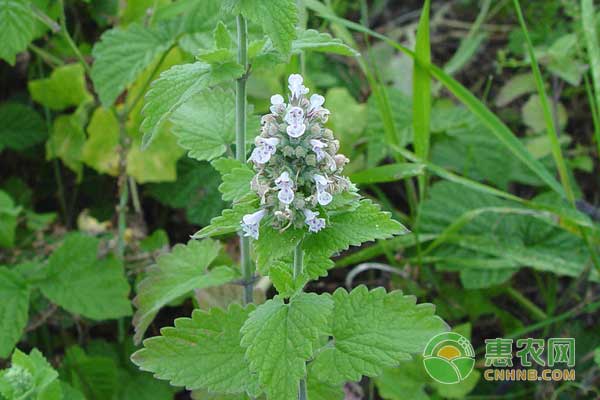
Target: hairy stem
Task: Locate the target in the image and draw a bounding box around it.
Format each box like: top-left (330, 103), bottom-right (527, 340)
top-left (236, 15), bottom-right (253, 305)
top-left (294, 242), bottom-right (308, 400)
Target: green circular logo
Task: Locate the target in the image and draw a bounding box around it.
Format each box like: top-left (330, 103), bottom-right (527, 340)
top-left (423, 332), bottom-right (475, 384)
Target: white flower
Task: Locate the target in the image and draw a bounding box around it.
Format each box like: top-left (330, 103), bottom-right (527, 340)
top-left (286, 123), bottom-right (306, 138)
top-left (275, 171), bottom-right (295, 204)
top-left (313, 174), bottom-right (329, 189)
top-left (303, 209), bottom-right (326, 233)
top-left (308, 94), bottom-right (325, 113)
top-left (285, 107), bottom-right (304, 125)
top-left (310, 139), bottom-right (327, 161)
top-left (317, 190), bottom-right (332, 205)
top-left (249, 137), bottom-right (279, 164)
top-left (241, 209), bottom-right (267, 239)
top-left (313, 174), bottom-right (332, 205)
top-left (270, 94), bottom-right (285, 114)
top-left (288, 74), bottom-right (309, 99)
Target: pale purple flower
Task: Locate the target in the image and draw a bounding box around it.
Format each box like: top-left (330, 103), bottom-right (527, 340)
top-left (303, 209), bottom-right (326, 233)
top-left (286, 123), bottom-right (306, 138)
top-left (284, 106), bottom-right (306, 138)
top-left (241, 209), bottom-right (267, 239)
top-left (249, 137), bottom-right (279, 164)
top-left (270, 94), bottom-right (285, 114)
top-left (310, 139), bottom-right (327, 161)
top-left (288, 74), bottom-right (309, 99)
top-left (275, 171), bottom-right (295, 205)
top-left (313, 174), bottom-right (333, 205)
top-left (308, 94), bottom-right (325, 113)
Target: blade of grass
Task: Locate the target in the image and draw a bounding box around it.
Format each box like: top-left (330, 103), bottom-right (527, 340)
top-left (303, 5), bottom-right (566, 198)
top-left (581, 0), bottom-right (600, 158)
top-left (514, 0), bottom-right (600, 273)
top-left (391, 145), bottom-right (596, 232)
top-left (513, 0), bottom-right (574, 204)
top-left (444, 0), bottom-right (491, 76)
top-left (413, 0), bottom-right (432, 201)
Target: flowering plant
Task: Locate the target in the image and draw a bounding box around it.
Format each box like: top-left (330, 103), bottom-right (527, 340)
top-left (242, 74), bottom-right (351, 238)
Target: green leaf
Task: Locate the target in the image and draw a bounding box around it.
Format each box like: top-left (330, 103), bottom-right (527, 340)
top-left (132, 305), bottom-right (260, 395)
top-left (82, 107), bottom-right (120, 175)
top-left (292, 29), bottom-right (358, 56)
top-left (0, 0), bottom-right (36, 65)
top-left (46, 112), bottom-right (87, 179)
top-left (349, 163), bottom-right (425, 184)
top-left (0, 267), bottom-right (29, 358)
top-left (38, 234), bottom-right (132, 320)
top-left (224, 0), bottom-right (298, 54)
top-left (91, 22), bottom-right (177, 106)
top-left (141, 61), bottom-right (244, 147)
top-left (306, 377), bottom-right (344, 400)
top-left (0, 102), bottom-right (46, 151)
top-left (192, 195), bottom-right (259, 239)
top-left (133, 239), bottom-right (236, 344)
top-left (413, 0), bottom-right (431, 197)
top-left (310, 286), bottom-right (447, 384)
top-left (218, 163), bottom-right (254, 202)
top-left (303, 199), bottom-right (408, 257)
top-left (494, 73), bottom-right (536, 107)
top-left (374, 363), bottom-right (429, 400)
top-left (0, 190), bottom-right (21, 248)
top-left (28, 64), bottom-right (93, 111)
top-left (241, 293), bottom-right (333, 400)
top-left (170, 88), bottom-right (237, 161)
top-left (60, 346), bottom-right (118, 400)
top-left (214, 21), bottom-right (233, 49)
top-left (419, 182), bottom-right (599, 282)
top-left (126, 121), bottom-right (184, 183)
top-left (0, 348), bottom-right (61, 400)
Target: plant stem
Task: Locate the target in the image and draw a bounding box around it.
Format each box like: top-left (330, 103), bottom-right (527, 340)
top-left (58, 0), bottom-right (92, 77)
top-left (236, 15), bottom-right (253, 305)
top-left (294, 242), bottom-right (308, 400)
top-left (504, 286), bottom-right (547, 322)
top-left (116, 112), bottom-right (130, 259)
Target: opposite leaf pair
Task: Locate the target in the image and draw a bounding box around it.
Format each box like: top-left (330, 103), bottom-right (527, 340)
top-left (132, 285), bottom-right (448, 400)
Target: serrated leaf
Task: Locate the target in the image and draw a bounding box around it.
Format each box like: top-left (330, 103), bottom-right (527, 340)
top-left (303, 199), bottom-right (408, 257)
top-left (91, 22), bottom-right (177, 106)
top-left (192, 195), bottom-right (259, 239)
top-left (132, 305), bottom-right (260, 395)
top-left (219, 165), bottom-right (254, 202)
top-left (214, 21), bottom-right (233, 49)
top-left (28, 64), bottom-right (93, 111)
top-left (141, 61), bottom-right (244, 147)
top-left (0, 0), bottom-right (36, 65)
top-left (224, 0), bottom-right (297, 54)
top-left (38, 234), bottom-right (132, 320)
top-left (133, 239), bottom-right (236, 344)
top-left (0, 348), bottom-right (61, 399)
top-left (0, 102), bottom-right (46, 151)
top-left (241, 293), bottom-right (333, 400)
top-left (292, 29), bottom-right (358, 56)
top-left (0, 267), bottom-right (29, 358)
top-left (310, 286), bottom-right (447, 384)
top-left (170, 88), bottom-right (237, 161)
top-left (82, 107), bottom-right (120, 175)
top-left (0, 190), bottom-right (20, 248)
